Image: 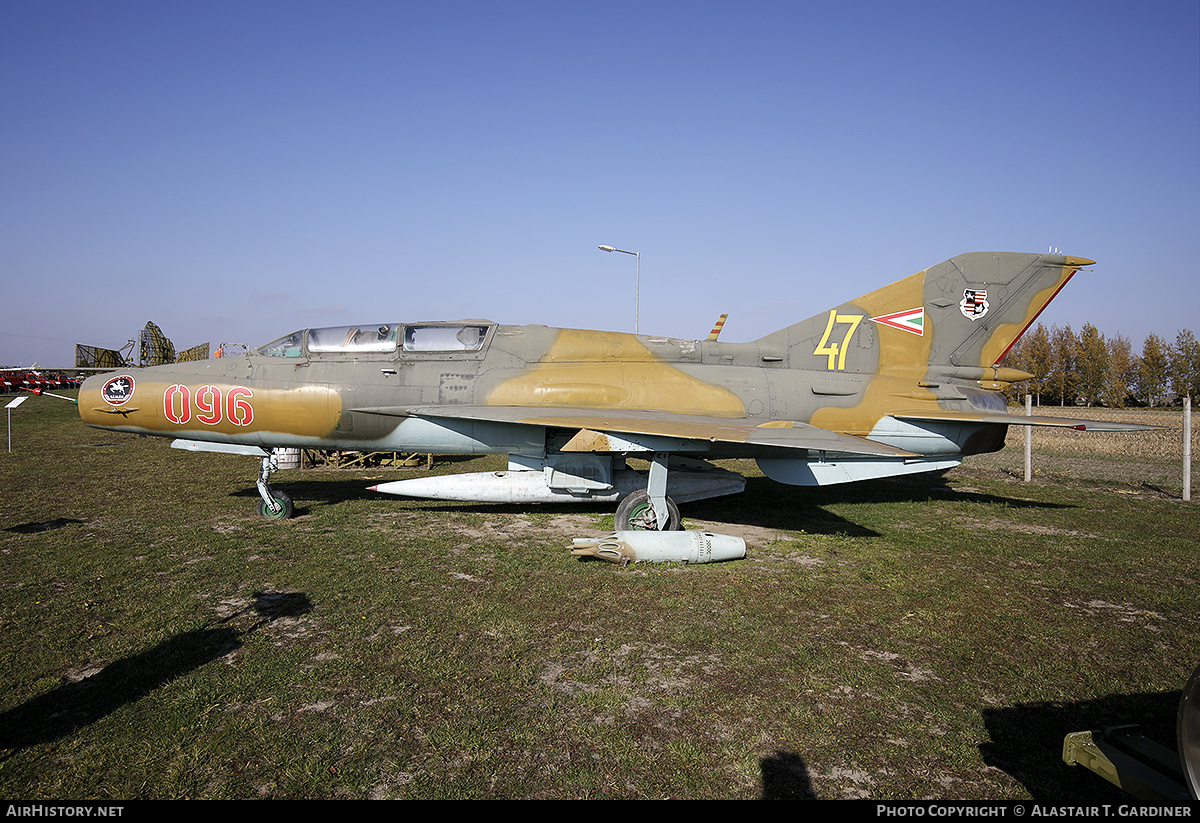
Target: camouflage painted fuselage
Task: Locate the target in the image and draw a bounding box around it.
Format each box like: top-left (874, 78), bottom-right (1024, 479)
top-left (80, 253), bottom-right (1107, 486)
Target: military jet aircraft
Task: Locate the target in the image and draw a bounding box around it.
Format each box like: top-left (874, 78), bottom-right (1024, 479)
top-left (78, 251), bottom-right (1147, 528)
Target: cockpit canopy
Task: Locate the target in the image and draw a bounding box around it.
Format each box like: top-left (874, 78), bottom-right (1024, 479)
top-left (256, 323), bottom-right (491, 357)
top-left (309, 325), bottom-right (397, 353)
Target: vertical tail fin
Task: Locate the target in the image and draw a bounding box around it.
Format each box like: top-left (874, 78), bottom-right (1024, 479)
top-left (918, 252), bottom-right (1091, 372)
top-left (764, 252), bottom-right (1091, 382)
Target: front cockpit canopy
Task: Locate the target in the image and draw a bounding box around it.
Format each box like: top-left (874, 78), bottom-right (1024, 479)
top-left (257, 330), bottom-right (305, 357)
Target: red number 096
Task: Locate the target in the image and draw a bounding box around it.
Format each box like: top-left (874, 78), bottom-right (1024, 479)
top-left (164, 385), bottom-right (254, 426)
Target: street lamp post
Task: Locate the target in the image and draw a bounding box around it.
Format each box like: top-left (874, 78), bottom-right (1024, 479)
top-left (598, 245), bottom-right (640, 334)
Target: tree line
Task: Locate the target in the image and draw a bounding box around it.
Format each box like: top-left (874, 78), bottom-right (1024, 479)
top-left (999, 323), bottom-right (1200, 407)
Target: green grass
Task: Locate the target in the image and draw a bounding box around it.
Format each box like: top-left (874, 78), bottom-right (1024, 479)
top-left (0, 391), bottom-right (1197, 799)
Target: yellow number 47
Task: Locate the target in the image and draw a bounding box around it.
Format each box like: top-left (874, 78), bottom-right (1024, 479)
top-left (814, 310), bottom-right (863, 371)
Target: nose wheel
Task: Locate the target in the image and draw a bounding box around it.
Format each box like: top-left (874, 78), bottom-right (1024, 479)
top-left (256, 454), bottom-right (295, 519)
top-left (257, 488), bottom-right (294, 519)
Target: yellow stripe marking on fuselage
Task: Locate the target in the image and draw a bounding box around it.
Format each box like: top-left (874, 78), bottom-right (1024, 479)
top-left (486, 329), bottom-right (745, 417)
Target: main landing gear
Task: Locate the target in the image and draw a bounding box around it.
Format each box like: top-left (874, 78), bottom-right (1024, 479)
top-left (615, 490), bottom-right (681, 530)
top-left (614, 452), bottom-right (682, 531)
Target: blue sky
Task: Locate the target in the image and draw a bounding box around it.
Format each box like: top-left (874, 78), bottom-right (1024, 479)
top-left (2, 0), bottom-right (1197, 366)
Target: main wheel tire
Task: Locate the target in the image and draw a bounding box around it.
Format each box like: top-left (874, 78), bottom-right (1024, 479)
top-left (615, 490), bottom-right (681, 531)
top-left (257, 489), bottom-right (294, 519)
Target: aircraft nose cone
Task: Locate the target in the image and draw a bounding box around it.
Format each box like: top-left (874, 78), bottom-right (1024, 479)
top-left (78, 373), bottom-right (104, 417)
top-left (79, 372), bottom-right (104, 393)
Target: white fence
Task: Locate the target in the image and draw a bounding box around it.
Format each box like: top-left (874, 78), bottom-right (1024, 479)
top-left (994, 397), bottom-right (1195, 500)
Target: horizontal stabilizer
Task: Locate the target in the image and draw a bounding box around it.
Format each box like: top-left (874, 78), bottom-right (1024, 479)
top-left (891, 410), bottom-right (1157, 432)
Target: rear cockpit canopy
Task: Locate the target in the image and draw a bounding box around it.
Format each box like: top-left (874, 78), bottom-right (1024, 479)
top-left (309, 325), bottom-right (398, 353)
top-left (402, 324), bottom-right (487, 352)
top-left (257, 322), bottom-right (492, 357)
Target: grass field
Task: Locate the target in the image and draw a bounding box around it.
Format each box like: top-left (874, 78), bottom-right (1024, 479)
top-left (1, 392), bottom-right (1197, 799)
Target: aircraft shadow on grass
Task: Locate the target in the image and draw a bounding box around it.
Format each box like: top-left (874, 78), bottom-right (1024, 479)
top-left (231, 471), bottom-right (1074, 540)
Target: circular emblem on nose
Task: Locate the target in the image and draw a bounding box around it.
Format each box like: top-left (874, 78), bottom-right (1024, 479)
top-left (101, 375), bottom-right (136, 406)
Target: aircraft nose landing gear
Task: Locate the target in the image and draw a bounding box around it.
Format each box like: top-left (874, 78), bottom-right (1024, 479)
top-left (169, 440), bottom-right (297, 520)
top-left (256, 453), bottom-right (295, 519)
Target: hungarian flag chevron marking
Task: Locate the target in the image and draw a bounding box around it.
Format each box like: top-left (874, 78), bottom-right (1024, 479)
top-left (869, 307), bottom-right (925, 335)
